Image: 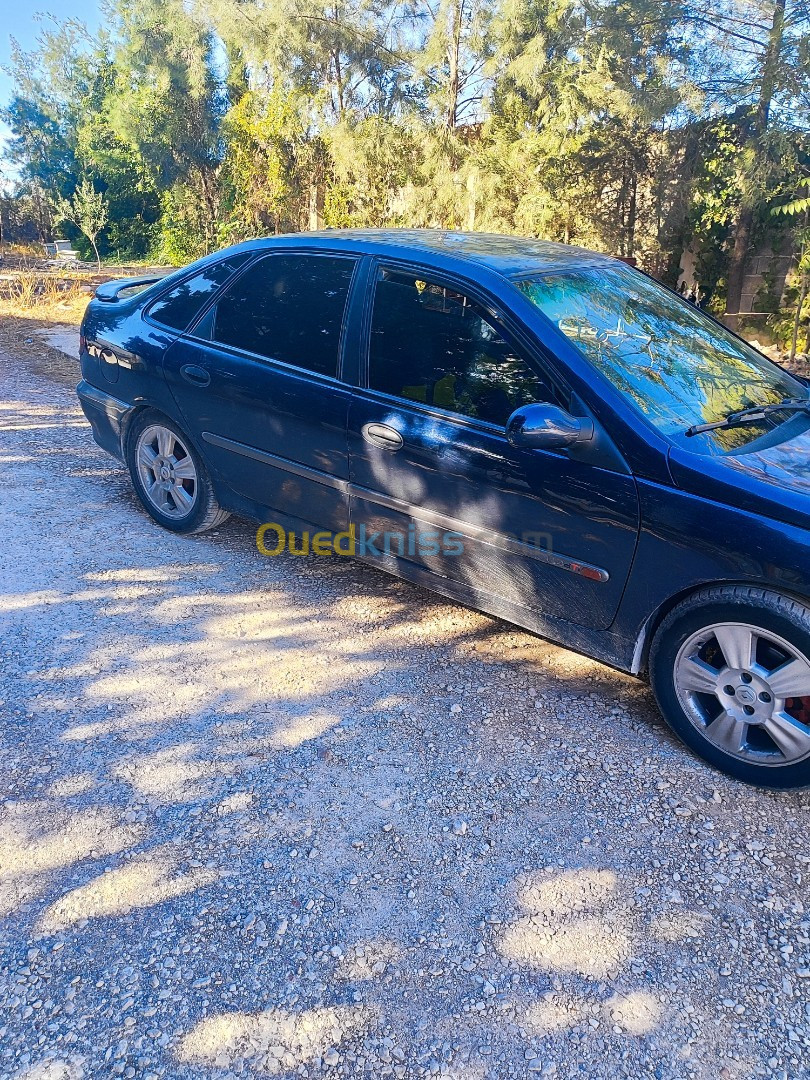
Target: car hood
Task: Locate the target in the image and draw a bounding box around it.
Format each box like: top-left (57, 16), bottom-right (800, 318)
top-left (669, 422), bottom-right (810, 531)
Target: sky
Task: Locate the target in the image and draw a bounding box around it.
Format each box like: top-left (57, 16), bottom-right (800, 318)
top-left (0, 0), bottom-right (102, 182)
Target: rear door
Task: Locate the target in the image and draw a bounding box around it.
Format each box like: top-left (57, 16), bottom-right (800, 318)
top-left (347, 263), bottom-right (640, 630)
top-left (161, 252), bottom-right (360, 531)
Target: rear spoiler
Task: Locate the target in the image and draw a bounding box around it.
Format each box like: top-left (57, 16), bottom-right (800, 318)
top-left (94, 275), bottom-right (166, 302)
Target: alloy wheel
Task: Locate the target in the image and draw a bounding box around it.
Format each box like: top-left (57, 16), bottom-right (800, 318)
top-left (135, 424), bottom-right (198, 520)
top-left (674, 621), bottom-right (810, 766)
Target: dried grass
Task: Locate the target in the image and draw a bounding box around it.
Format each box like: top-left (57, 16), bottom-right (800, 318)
top-left (0, 271), bottom-right (90, 325)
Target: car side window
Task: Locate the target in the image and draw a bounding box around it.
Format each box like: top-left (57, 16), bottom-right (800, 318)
top-left (211, 254), bottom-right (357, 378)
top-left (368, 268), bottom-right (558, 427)
top-left (147, 254), bottom-right (251, 331)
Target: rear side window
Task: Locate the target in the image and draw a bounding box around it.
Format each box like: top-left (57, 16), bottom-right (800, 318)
top-left (211, 254), bottom-right (357, 378)
top-left (147, 254), bottom-right (251, 331)
top-left (368, 269), bottom-right (557, 427)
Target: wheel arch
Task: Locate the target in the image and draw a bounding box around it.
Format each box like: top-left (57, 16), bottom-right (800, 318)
top-left (120, 401), bottom-right (150, 457)
top-left (632, 580), bottom-right (810, 676)
top-left (121, 401), bottom-right (194, 459)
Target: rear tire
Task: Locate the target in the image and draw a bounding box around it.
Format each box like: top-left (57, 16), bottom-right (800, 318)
top-left (649, 586), bottom-right (810, 788)
top-left (126, 410), bottom-right (229, 534)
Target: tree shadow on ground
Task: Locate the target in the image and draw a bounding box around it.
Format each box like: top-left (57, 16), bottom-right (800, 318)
top-left (1, 338), bottom-right (805, 1080)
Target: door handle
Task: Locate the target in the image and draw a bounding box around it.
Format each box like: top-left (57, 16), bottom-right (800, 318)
top-left (362, 422), bottom-right (404, 451)
top-left (180, 364), bottom-right (211, 387)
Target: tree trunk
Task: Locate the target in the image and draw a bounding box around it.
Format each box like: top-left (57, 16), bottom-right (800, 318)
top-left (725, 0), bottom-right (786, 318)
top-left (725, 205), bottom-right (755, 318)
top-left (90, 237), bottom-right (101, 272)
top-left (332, 50), bottom-right (345, 120)
top-left (790, 275), bottom-right (807, 363)
top-left (308, 180), bottom-right (324, 230)
top-left (445, 0), bottom-right (464, 129)
top-left (197, 168), bottom-right (219, 255)
top-left (617, 170), bottom-right (628, 256)
top-left (33, 184), bottom-right (52, 243)
top-left (626, 173), bottom-right (638, 260)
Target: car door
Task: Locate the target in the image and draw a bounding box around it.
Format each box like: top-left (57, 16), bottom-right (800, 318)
top-left (161, 251), bottom-right (360, 532)
top-left (347, 263), bottom-right (640, 631)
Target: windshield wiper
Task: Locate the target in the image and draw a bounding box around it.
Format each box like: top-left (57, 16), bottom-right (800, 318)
top-left (684, 398), bottom-right (810, 437)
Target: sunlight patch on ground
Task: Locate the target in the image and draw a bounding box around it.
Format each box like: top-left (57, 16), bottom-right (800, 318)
top-left (46, 773), bottom-right (96, 798)
top-left (0, 803), bottom-right (142, 916)
top-left (216, 790), bottom-right (255, 815)
top-left (0, 421), bottom-right (87, 431)
top-left (525, 988), bottom-right (662, 1036)
top-left (85, 564), bottom-right (222, 583)
top-left (112, 742), bottom-right (227, 802)
top-left (52, 587), bottom-right (388, 737)
top-left (38, 844), bottom-right (218, 933)
top-left (207, 712), bottom-right (344, 763)
top-left (0, 591), bottom-right (66, 613)
top-left (266, 710), bottom-right (341, 749)
top-left (524, 993), bottom-right (589, 1033)
top-left (500, 915), bottom-right (631, 978)
top-left (604, 990), bottom-right (662, 1035)
top-left (11, 1059), bottom-right (85, 1079)
top-left (498, 868), bottom-right (632, 979)
top-left (517, 868), bottom-right (618, 915)
top-left (0, 401), bottom-right (66, 416)
top-left (0, 586), bottom-right (157, 615)
top-left (178, 1004), bottom-right (374, 1072)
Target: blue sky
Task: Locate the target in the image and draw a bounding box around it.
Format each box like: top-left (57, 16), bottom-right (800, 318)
top-left (1, 0), bottom-right (102, 182)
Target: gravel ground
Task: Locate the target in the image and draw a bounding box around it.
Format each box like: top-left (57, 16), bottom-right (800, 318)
top-left (1, 326), bottom-right (809, 1080)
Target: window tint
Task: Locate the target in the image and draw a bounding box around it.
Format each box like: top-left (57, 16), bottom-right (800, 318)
top-left (368, 269), bottom-right (555, 427)
top-left (212, 254), bottom-right (357, 377)
top-left (147, 254), bottom-right (251, 330)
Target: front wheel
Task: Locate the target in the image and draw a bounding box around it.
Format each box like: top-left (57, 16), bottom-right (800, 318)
top-left (650, 586), bottom-right (810, 788)
top-left (126, 410), bottom-right (229, 534)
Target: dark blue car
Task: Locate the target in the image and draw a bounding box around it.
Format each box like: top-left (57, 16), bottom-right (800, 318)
top-left (77, 230), bottom-right (810, 788)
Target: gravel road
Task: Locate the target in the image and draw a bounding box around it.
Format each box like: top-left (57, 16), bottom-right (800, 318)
top-left (1, 329), bottom-right (809, 1080)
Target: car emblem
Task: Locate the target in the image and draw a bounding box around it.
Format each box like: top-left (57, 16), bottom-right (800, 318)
top-left (737, 686), bottom-right (756, 705)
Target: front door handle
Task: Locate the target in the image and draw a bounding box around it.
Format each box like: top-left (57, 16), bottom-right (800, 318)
top-left (362, 422), bottom-right (404, 451)
top-left (180, 364), bottom-right (211, 387)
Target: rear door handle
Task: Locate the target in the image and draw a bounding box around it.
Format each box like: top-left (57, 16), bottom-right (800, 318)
top-left (180, 364), bottom-right (211, 387)
top-left (362, 422), bottom-right (404, 451)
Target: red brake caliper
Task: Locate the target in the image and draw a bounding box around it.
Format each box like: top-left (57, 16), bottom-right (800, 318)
top-left (785, 698), bottom-right (810, 725)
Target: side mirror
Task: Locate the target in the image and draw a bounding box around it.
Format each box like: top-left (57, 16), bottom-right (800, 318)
top-left (506, 403), bottom-right (594, 451)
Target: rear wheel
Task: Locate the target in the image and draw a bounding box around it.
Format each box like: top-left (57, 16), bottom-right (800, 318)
top-left (127, 411), bottom-right (229, 534)
top-left (650, 586), bottom-right (810, 788)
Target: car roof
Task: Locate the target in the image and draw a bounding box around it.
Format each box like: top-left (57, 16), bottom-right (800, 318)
top-left (246, 229), bottom-right (618, 279)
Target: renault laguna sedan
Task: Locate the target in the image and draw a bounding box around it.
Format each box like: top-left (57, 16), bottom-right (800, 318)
top-left (76, 230), bottom-right (810, 788)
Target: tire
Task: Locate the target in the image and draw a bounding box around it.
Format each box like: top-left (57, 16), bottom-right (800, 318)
top-left (126, 410), bottom-right (230, 535)
top-left (649, 585), bottom-right (810, 788)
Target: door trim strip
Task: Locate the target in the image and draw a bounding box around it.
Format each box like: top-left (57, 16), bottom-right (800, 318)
top-left (350, 484), bottom-right (609, 582)
top-left (201, 430), bottom-right (609, 582)
top-left (202, 431), bottom-right (349, 493)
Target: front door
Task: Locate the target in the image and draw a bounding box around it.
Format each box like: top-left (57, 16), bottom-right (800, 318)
top-left (162, 252), bottom-right (359, 531)
top-left (347, 265), bottom-right (640, 631)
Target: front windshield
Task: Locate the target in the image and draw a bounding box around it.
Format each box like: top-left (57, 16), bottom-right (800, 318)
top-left (517, 263), bottom-right (806, 453)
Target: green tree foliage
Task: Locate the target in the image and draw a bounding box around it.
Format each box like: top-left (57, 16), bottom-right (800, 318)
top-left (52, 175), bottom-right (109, 268)
top-left (221, 87), bottom-right (322, 238)
top-left (2, 0), bottom-right (809, 337)
top-left (104, 0), bottom-right (227, 259)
